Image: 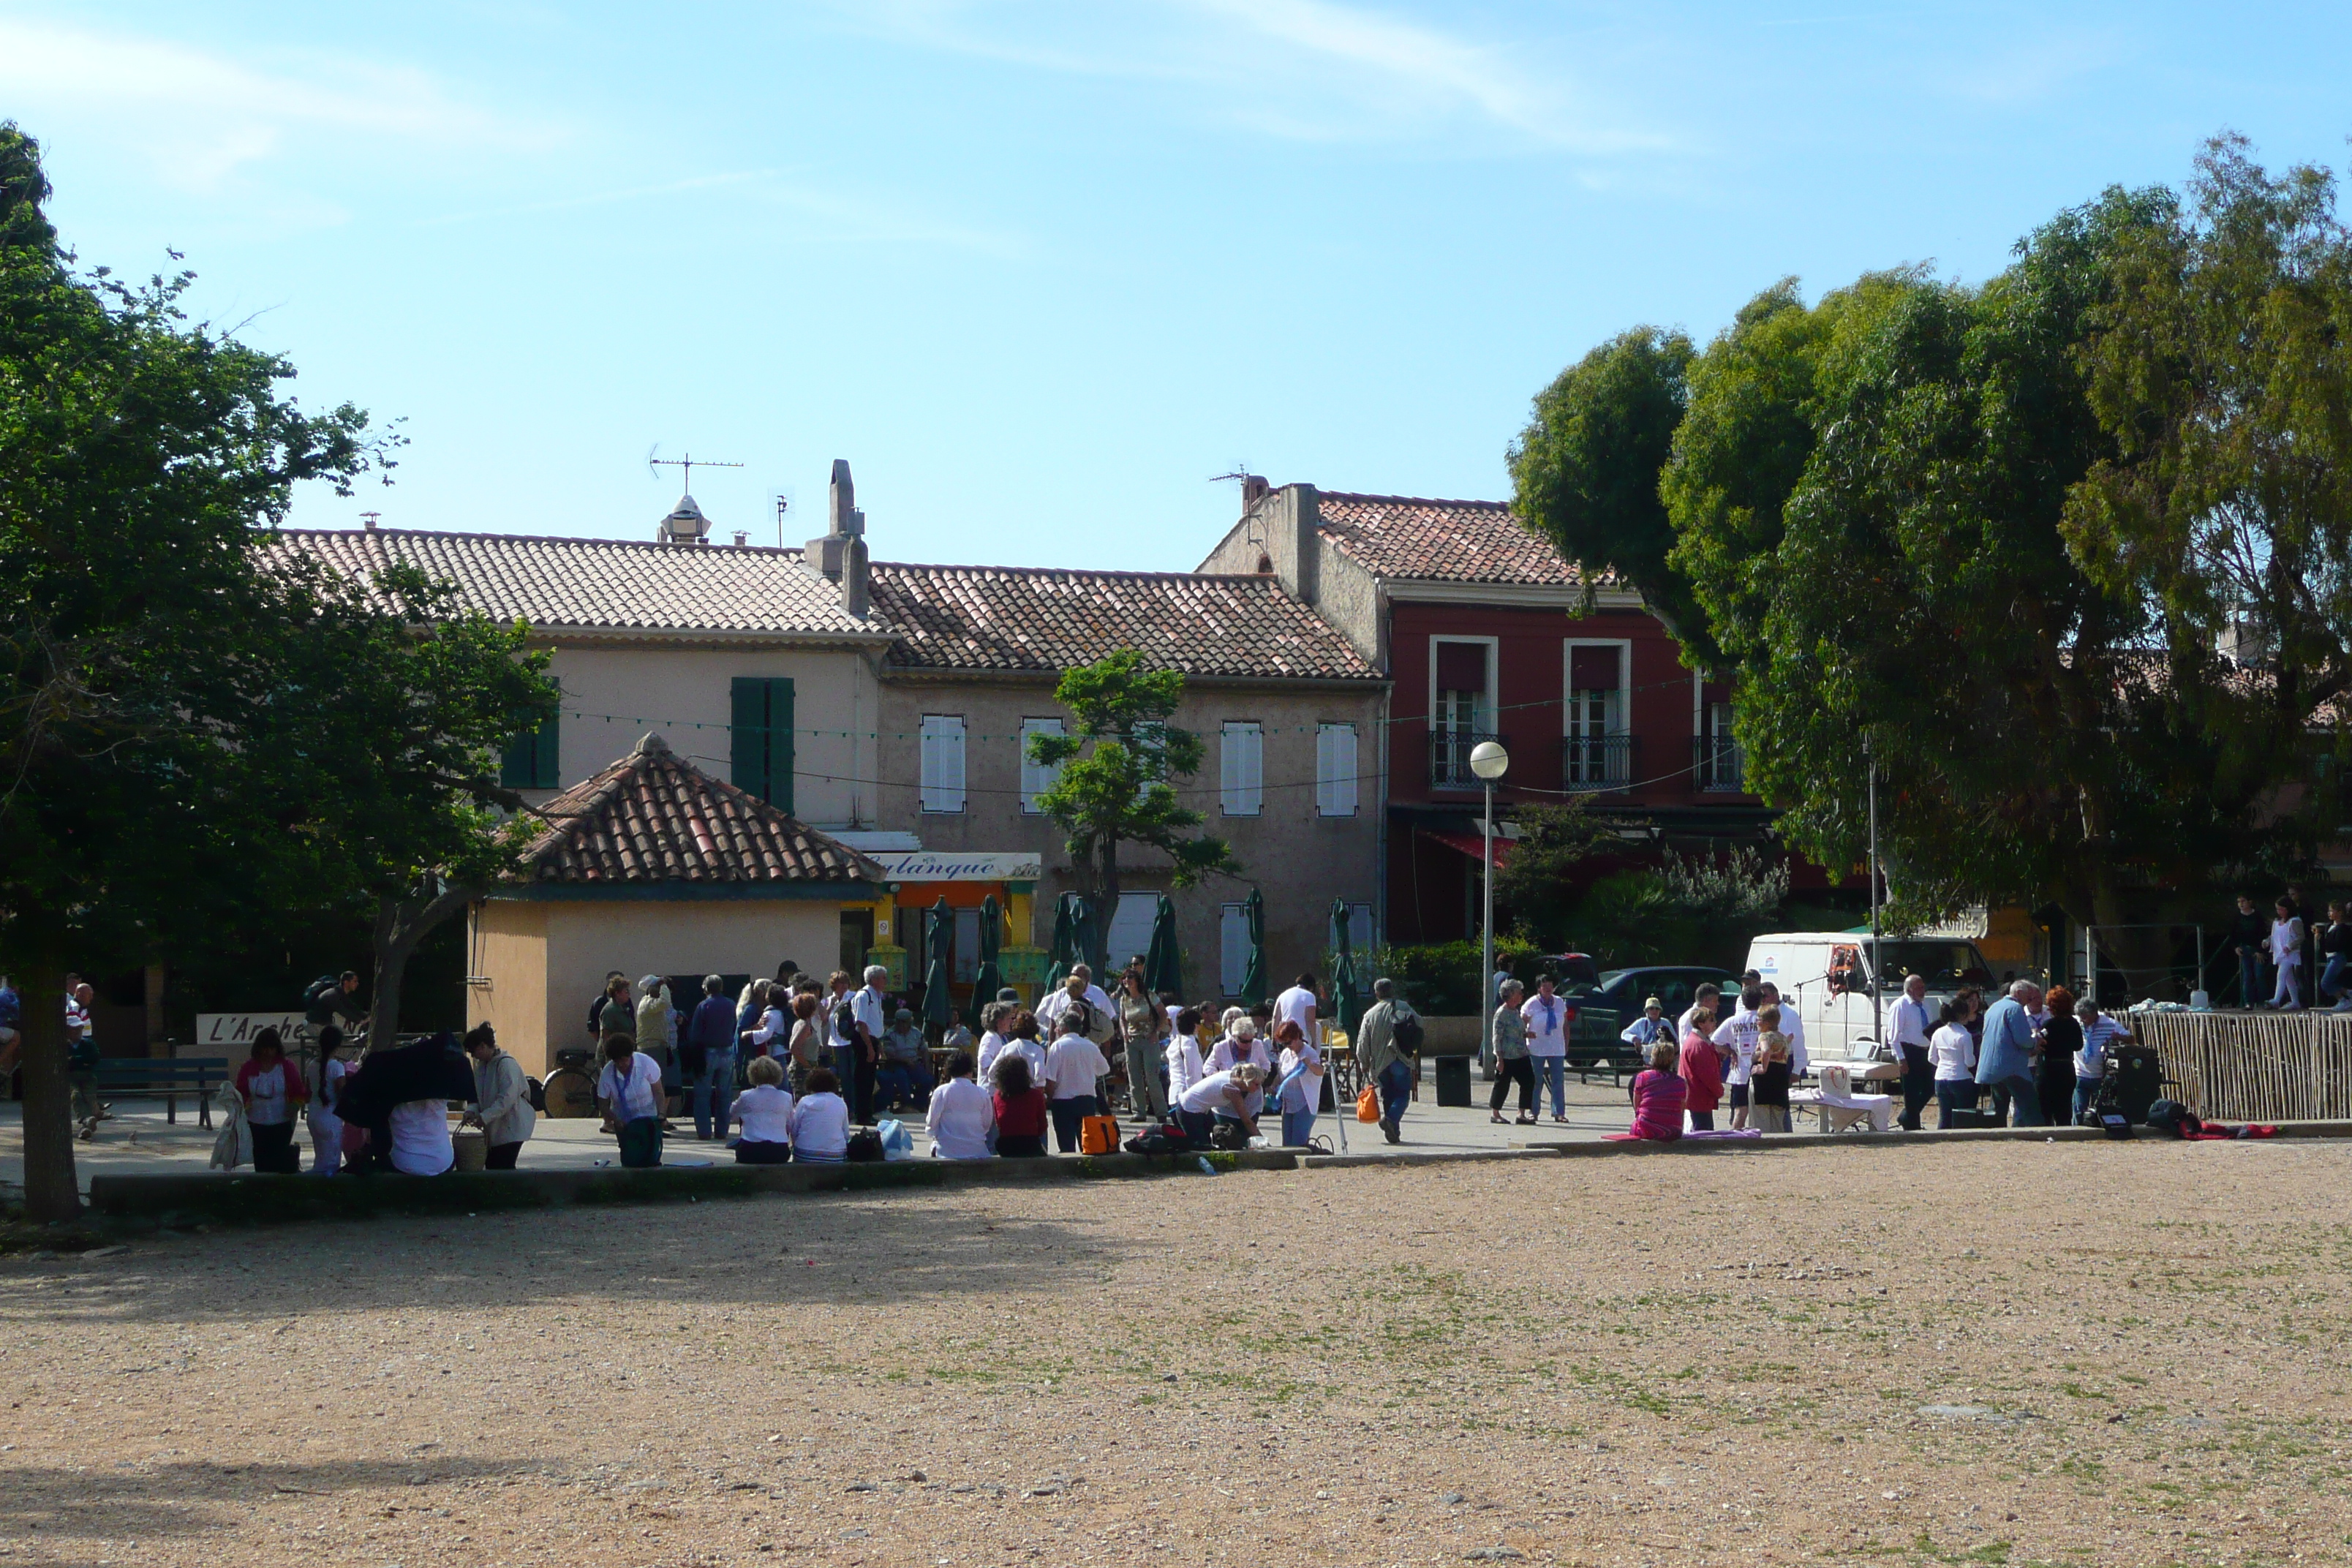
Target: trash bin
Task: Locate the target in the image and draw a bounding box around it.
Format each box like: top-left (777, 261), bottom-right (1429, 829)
top-left (1434, 1055), bottom-right (1472, 1107)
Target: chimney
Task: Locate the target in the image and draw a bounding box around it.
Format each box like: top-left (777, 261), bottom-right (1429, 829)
top-left (805, 457), bottom-right (870, 616)
top-left (1241, 475), bottom-right (1270, 509)
top-left (361, 511), bottom-right (380, 532)
top-left (732, 531), bottom-right (748, 547)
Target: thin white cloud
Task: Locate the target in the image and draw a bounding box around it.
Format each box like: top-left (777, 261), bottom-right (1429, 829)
top-left (843, 0), bottom-right (1662, 153)
top-left (0, 15), bottom-right (557, 192)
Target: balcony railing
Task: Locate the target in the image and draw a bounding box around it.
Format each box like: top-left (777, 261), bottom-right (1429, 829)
top-left (1561, 732), bottom-right (1637, 792)
top-left (1694, 735), bottom-right (1746, 793)
top-left (1429, 729), bottom-right (1507, 790)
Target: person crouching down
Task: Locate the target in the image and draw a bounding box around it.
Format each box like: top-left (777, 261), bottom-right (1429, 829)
top-left (787, 1066), bottom-right (851, 1163)
top-left (597, 1033), bottom-right (667, 1169)
top-left (1626, 1041), bottom-right (1688, 1141)
top-left (730, 1053), bottom-right (794, 1164)
top-left (1176, 1062), bottom-right (1264, 1150)
top-left (462, 1025), bottom-right (536, 1169)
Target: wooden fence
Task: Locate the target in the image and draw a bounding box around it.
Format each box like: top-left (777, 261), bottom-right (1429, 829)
top-left (2133, 1010), bottom-right (2352, 1122)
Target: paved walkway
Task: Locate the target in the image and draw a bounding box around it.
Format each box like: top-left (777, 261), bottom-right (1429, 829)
top-left (0, 1073), bottom-right (1643, 1191)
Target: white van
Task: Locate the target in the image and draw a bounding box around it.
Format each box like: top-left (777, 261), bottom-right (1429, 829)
top-left (1741, 932), bottom-right (1998, 1062)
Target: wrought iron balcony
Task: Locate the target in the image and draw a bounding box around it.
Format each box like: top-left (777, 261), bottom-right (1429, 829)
top-left (1694, 735), bottom-right (1746, 793)
top-left (1561, 733), bottom-right (1637, 792)
top-left (1428, 729), bottom-right (1507, 790)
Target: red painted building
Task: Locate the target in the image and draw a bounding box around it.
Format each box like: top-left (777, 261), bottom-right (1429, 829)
top-left (1199, 483), bottom-right (1768, 944)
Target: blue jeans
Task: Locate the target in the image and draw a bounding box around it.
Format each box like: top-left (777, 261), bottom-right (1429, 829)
top-left (1377, 1060), bottom-right (1413, 1127)
top-left (1049, 1094), bottom-right (1099, 1153)
top-left (1281, 1107), bottom-right (1317, 1147)
top-left (1936, 1080), bottom-right (1978, 1126)
top-left (693, 1049), bottom-right (737, 1141)
top-left (877, 1058), bottom-right (934, 1110)
top-left (2239, 951), bottom-right (2264, 1006)
top-left (2323, 954), bottom-right (2350, 1006)
top-left (2072, 1077), bottom-right (2102, 1124)
top-left (1994, 1074), bottom-right (2042, 1126)
top-left (1534, 1055), bottom-right (1567, 1117)
top-left (833, 1044), bottom-right (858, 1101)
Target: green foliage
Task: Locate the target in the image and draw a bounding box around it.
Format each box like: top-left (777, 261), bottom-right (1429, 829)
top-left (1490, 800), bottom-right (1617, 948)
top-left (1030, 649), bottom-right (1237, 912)
top-left (1509, 327), bottom-right (1706, 653)
top-left (1363, 940), bottom-right (1540, 1016)
top-left (1573, 872), bottom-right (1681, 968)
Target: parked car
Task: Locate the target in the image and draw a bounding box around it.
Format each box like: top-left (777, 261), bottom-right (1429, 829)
top-left (1562, 965), bottom-right (1739, 1078)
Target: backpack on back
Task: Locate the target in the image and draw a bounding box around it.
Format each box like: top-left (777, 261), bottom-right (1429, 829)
top-left (1390, 1009), bottom-right (1424, 1053)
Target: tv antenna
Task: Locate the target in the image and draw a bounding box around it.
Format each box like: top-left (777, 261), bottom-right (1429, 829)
top-left (647, 451), bottom-right (744, 494)
top-left (1209, 464), bottom-right (1253, 487)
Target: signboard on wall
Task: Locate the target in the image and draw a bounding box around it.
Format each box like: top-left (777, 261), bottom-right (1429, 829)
top-left (868, 851), bottom-right (1040, 883)
top-left (193, 1013), bottom-right (309, 1049)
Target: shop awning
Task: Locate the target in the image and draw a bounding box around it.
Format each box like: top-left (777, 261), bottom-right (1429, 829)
top-left (1422, 829), bottom-right (1515, 870)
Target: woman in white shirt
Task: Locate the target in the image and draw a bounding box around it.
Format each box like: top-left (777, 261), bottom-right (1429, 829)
top-left (308, 1025), bottom-right (356, 1177)
top-left (2271, 898), bottom-right (2307, 1009)
top-left (1177, 1063), bottom-right (1263, 1149)
top-left (1164, 1006), bottom-right (1207, 1106)
top-left (730, 1053), bottom-right (795, 1164)
top-left (1929, 995), bottom-right (1980, 1127)
top-left (596, 1035), bottom-right (668, 1169)
top-left (387, 1097), bottom-right (455, 1176)
top-left (1519, 976), bottom-right (1573, 1124)
top-left (1270, 1020), bottom-right (1324, 1147)
top-left (1206, 1017), bottom-right (1273, 1122)
top-left (788, 1066), bottom-right (852, 1163)
top-left (925, 1049), bottom-right (997, 1159)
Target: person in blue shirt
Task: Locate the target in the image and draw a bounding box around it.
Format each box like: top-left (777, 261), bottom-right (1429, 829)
top-left (1620, 997), bottom-right (1673, 1049)
top-left (1974, 979), bottom-right (2044, 1126)
top-left (686, 974), bottom-right (742, 1141)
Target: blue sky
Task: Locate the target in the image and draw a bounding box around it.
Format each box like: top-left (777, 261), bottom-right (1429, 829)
top-left (5, 1), bottom-right (2348, 569)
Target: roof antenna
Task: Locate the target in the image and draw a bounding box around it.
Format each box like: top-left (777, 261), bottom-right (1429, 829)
top-left (648, 451), bottom-right (745, 496)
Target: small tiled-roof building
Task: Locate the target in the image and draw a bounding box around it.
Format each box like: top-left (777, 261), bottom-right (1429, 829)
top-left (1196, 480), bottom-right (1763, 947)
top-left (475, 733), bottom-right (886, 1077)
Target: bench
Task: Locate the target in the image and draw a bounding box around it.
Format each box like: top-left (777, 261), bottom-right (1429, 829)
top-left (92, 1058), bottom-right (231, 1128)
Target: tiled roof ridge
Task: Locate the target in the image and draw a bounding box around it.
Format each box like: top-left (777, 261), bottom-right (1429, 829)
top-left (869, 558), bottom-right (1286, 586)
top-left (276, 525), bottom-right (809, 559)
top-left (1313, 489), bottom-right (1515, 511)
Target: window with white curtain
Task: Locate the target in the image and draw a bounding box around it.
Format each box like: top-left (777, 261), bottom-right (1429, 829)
top-left (1019, 717), bottom-right (1065, 814)
top-left (919, 715), bottom-right (965, 813)
top-left (1220, 720), bottom-right (1263, 817)
top-left (1315, 722), bottom-right (1358, 817)
top-left (1220, 903), bottom-right (1251, 995)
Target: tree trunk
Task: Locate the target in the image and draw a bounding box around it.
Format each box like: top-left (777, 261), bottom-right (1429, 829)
top-left (14, 954), bottom-right (78, 1224)
top-left (1096, 834), bottom-right (1122, 973)
top-left (367, 884), bottom-right (477, 1053)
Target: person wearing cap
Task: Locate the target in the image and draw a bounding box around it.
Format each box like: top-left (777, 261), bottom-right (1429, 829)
top-left (1621, 996), bottom-right (1674, 1049)
top-left (878, 1006), bottom-right (934, 1111)
top-left (636, 975), bottom-right (679, 1119)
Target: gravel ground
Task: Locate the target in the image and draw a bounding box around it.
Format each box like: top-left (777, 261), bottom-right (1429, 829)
top-left (2, 1138), bottom-right (2345, 1568)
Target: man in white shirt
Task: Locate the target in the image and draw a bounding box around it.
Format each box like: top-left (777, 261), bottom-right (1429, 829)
top-left (847, 965), bottom-right (892, 1124)
top-left (1037, 967), bottom-right (1115, 1044)
top-left (1164, 1006), bottom-right (1207, 1106)
top-left (1273, 973), bottom-right (1319, 1044)
top-left (1677, 983), bottom-right (1722, 1039)
top-left (1711, 987), bottom-right (1765, 1131)
top-left (1519, 975), bottom-right (1572, 1123)
top-left (597, 1036), bottom-right (668, 1167)
top-left (1886, 973), bottom-right (1934, 1131)
top-left (1042, 1016), bottom-right (1112, 1152)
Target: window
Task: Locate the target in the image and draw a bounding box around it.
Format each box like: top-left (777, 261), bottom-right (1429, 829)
top-left (953, 906), bottom-right (981, 984)
top-left (500, 712), bottom-right (559, 791)
top-left (1220, 721), bottom-right (1263, 816)
top-left (919, 715), bottom-right (966, 813)
top-left (1104, 893), bottom-right (1158, 972)
top-left (1316, 722), bottom-right (1358, 817)
top-left (1019, 717), bottom-right (1065, 814)
top-left (1564, 642), bottom-right (1631, 789)
top-left (1332, 900), bottom-right (1376, 953)
top-left (730, 677), bottom-right (796, 810)
top-left (1221, 903), bottom-right (1251, 995)
top-left (1431, 639), bottom-right (1496, 788)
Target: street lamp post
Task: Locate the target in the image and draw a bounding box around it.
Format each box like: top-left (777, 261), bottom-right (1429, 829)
top-left (1866, 731), bottom-right (1883, 1047)
top-left (1471, 741), bottom-right (1511, 1074)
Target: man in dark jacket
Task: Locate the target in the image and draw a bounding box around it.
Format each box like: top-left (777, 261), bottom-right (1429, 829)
top-left (686, 975), bottom-right (740, 1139)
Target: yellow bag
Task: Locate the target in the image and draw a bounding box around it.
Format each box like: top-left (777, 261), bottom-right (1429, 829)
top-left (1356, 1085), bottom-right (1381, 1123)
top-left (1079, 1114), bottom-right (1121, 1156)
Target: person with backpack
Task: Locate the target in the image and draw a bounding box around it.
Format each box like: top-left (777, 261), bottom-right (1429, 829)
top-left (1352, 977), bottom-right (1420, 1145)
top-left (304, 970), bottom-right (367, 1039)
top-left (462, 1024), bottom-right (536, 1169)
top-left (1037, 968), bottom-right (1110, 1047)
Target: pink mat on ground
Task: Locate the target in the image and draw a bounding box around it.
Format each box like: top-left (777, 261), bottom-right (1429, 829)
top-left (1604, 1129), bottom-right (1763, 1142)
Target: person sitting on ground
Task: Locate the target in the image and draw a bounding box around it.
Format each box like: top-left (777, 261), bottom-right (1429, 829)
top-left (990, 1054), bottom-right (1050, 1158)
top-left (975, 1001), bottom-right (1014, 1082)
top-left (235, 1028), bottom-right (309, 1173)
top-left (1488, 979), bottom-right (1535, 1126)
top-left (1749, 1004), bottom-right (1793, 1134)
top-left (1165, 1007), bottom-right (1207, 1105)
top-left (925, 1049), bottom-right (996, 1159)
top-left (1044, 1012), bottom-right (1112, 1152)
top-left (596, 1033), bottom-right (667, 1169)
top-left (386, 1087), bottom-right (456, 1177)
top-left (1175, 1062), bottom-right (1264, 1150)
top-left (462, 1024), bottom-right (536, 1169)
top-left (878, 1006), bottom-right (935, 1109)
top-left (787, 1066), bottom-right (852, 1163)
top-left (729, 1053), bottom-right (795, 1164)
top-left (1270, 1019), bottom-right (1324, 1147)
top-left (1627, 1039), bottom-right (1689, 1142)
top-left (998, 1010), bottom-right (1048, 1085)
top-left (1678, 1006), bottom-right (1724, 1133)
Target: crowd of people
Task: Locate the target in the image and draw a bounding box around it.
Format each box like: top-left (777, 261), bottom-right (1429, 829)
top-left (1555, 968), bottom-right (2144, 1142)
top-left (2228, 890), bottom-right (2352, 1011)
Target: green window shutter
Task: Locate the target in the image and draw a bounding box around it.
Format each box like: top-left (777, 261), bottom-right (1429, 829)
top-left (501, 713), bottom-right (559, 790)
top-left (731, 677), bottom-right (795, 810)
top-left (731, 677), bottom-right (770, 802)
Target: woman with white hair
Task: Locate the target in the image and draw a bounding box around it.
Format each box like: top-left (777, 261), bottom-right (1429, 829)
top-left (1206, 1015), bottom-right (1273, 1124)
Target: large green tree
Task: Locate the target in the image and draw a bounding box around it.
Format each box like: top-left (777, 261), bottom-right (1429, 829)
top-left (1030, 649), bottom-right (1237, 922)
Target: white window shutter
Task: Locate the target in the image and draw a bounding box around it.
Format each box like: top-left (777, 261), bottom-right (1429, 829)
top-left (1220, 724), bottom-right (1241, 814)
top-left (1317, 723), bottom-right (1357, 817)
top-left (1223, 722), bottom-right (1262, 816)
top-left (1241, 723), bottom-right (1263, 815)
top-left (1021, 717), bottom-right (1063, 813)
top-left (1221, 904), bottom-right (1248, 995)
top-left (920, 715), bottom-right (965, 813)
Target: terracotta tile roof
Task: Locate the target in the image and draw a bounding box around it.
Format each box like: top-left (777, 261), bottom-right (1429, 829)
top-left (521, 734), bottom-right (884, 888)
top-left (1312, 491), bottom-right (1608, 587)
top-left (861, 561), bottom-right (1380, 680)
top-left (267, 527), bottom-right (885, 639)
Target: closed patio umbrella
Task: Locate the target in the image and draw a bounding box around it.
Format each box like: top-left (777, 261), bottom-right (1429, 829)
top-left (1071, 894), bottom-right (1104, 981)
top-left (968, 893), bottom-right (1004, 1031)
top-left (922, 897), bottom-right (954, 1036)
top-left (1145, 894), bottom-right (1183, 1000)
top-left (1330, 898), bottom-right (1364, 1041)
top-left (1240, 886), bottom-right (1266, 1008)
top-left (1044, 894), bottom-right (1077, 992)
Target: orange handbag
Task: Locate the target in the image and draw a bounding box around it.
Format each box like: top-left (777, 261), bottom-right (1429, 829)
top-left (1079, 1115), bottom-right (1122, 1156)
top-left (1356, 1085), bottom-right (1381, 1123)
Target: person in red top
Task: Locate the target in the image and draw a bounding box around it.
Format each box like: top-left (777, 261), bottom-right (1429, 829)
top-left (235, 1029), bottom-right (310, 1173)
top-left (1626, 1041), bottom-right (1688, 1142)
top-left (1678, 1022), bottom-right (1724, 1132)
top-left (990, 1055), bottom-right (1050, 1158)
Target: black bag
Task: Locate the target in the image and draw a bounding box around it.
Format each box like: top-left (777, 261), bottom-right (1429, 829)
top-left (1391, 1010), bottom-right (1424, 1053)
top-left (2145, 1098), bottom-right (2201, 1138)
top-left (1941, 1107), bottom-right (1998, 1129)
top-left (525, 1075), bottom-right (546, 1114)
top-left (1210, 1119), bottom-right (1251, 1151)
top-left (1125, 1128), bottom-right (1188, 1156)
top-left (845, 1128), bottom-right (884, 1162)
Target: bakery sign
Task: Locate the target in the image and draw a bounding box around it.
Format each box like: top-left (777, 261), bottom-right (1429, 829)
top-left (868, 851), bottom-right (1041, 883)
